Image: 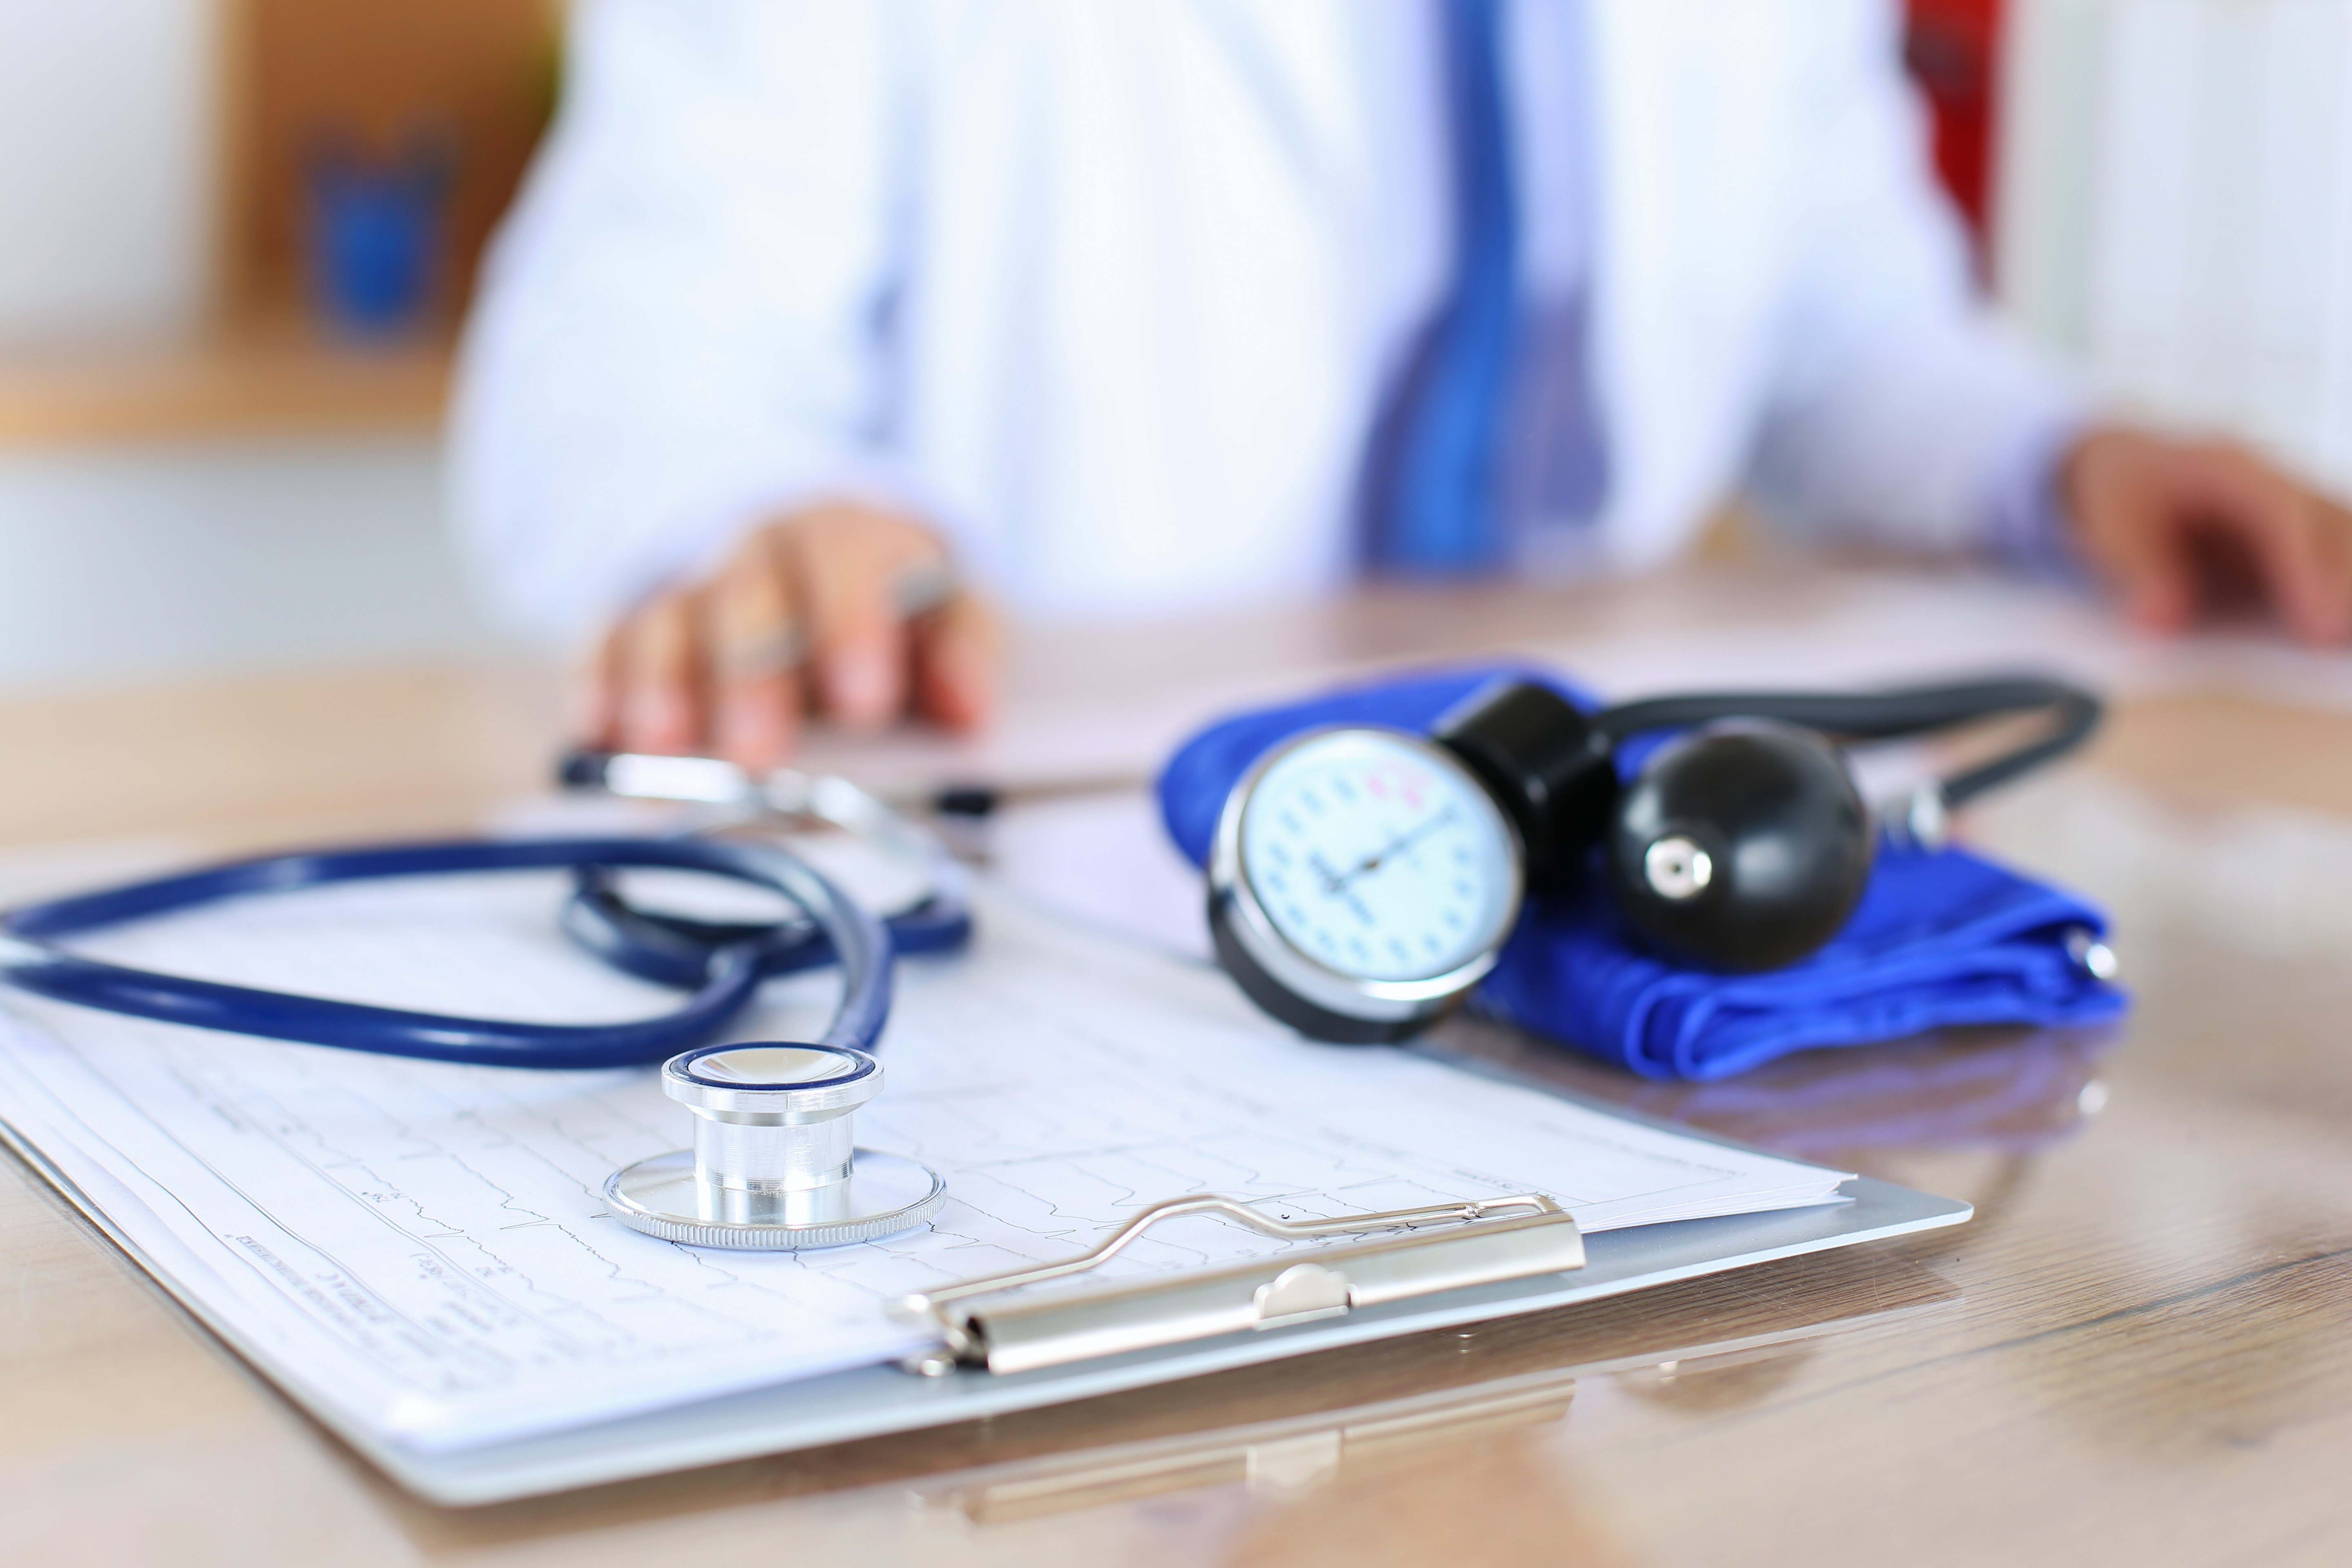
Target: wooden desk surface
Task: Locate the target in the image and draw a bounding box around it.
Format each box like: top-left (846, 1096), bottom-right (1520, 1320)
top-left (5, 567), bottom-right (2352, 1567)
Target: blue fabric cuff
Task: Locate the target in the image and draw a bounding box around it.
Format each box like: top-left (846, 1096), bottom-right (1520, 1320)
top-left (1158, 664), bottom-right (2128, 1081)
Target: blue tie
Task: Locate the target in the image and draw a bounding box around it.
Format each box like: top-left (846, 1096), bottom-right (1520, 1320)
top-left (1366, 0), bottom-right (1522, 575)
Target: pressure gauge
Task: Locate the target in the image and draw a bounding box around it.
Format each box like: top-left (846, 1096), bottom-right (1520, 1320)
top-left (1208, 726), bottom-right (1526, 1043)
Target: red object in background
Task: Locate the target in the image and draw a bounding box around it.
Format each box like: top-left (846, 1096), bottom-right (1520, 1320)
top-left (1902, 0), bottom-right (2005, 258)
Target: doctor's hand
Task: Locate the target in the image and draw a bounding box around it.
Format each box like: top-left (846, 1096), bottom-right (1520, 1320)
top-left (584, 502), bottom-right (1000, 773)
top-left (2062, 428), bottom-right (2352, 646)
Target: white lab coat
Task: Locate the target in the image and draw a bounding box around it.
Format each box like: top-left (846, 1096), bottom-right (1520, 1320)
top-left (451, 0), bottom-right (2074, 641)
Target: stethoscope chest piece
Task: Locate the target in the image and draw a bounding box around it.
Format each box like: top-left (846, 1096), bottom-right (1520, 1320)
top-left (604, 1042), bottom-right (945, 1250)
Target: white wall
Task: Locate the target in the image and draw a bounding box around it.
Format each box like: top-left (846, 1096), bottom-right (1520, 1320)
top-left (2000, 0), bottom-right (2352, 496)
top-left (0, 440), bottom-right (512, 690)
top-left (0, 0), bottom-right (215, 345)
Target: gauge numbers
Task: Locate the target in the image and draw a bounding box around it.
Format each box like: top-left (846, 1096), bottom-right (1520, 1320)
top-left (1239, 729), bottom-right (1518, 983)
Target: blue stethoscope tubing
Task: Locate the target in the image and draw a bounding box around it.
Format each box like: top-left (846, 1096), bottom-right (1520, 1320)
top-left (0, 836), bottom-right (906, 1071)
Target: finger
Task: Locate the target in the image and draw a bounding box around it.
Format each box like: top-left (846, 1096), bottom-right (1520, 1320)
top-left (2074, 449), bottom-right (2198, 635)
top-left (2318, 496), bottom-right (2352, 638)
top-left (2258, 499), bottom-right (2352, 645)
top-left (704, 527), bottom-right (803, 772)
top-left (614, 588), bottom-right (702, 754)
top-left (787, 513), bottom-right (929, 728)
top-left (2273, 492), bottom-right (2352, 645)
top-left (2202, 453), bottom-right (2352, 644)
top-left (912, 590), bottom-right (1002, 733)
top-left (577, 624), bottom-right (626, 747)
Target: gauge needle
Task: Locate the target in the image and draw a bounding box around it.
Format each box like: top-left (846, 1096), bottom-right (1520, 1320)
top-left (1330, 808), bottom-right (1455, 892)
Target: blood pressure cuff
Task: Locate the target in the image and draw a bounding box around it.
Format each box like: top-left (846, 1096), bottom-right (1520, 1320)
top-left (1157, 665), bottom-right (2128, 1082)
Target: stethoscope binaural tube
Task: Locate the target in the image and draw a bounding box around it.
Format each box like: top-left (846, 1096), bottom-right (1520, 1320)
top-left (562, 867), bottom-right (969, 988)
top-left (0, 836), bottom-right (892, 1070)
top-left (1589, 675), bottom-right (2104, 810)
top-left (552, 749), bottom-right (976, 987)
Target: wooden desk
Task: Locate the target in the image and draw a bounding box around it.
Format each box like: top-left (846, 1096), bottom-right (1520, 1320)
top-left (5, 567), bottom-right (2352, 1566)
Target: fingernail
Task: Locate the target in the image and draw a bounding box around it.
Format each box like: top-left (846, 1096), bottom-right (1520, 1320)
top-left (937, 657), bottom-right (995, 731)
top-left (569, 680), bottom-right (615, 743)
top-left (626, 688), bottom-right (686, 750)
top-left (719, 695), bottom-right (786, 772)
top-left (825, 649), bottom-right (891, 723)
top-left (2301, 608), bottom-right (2352, 647)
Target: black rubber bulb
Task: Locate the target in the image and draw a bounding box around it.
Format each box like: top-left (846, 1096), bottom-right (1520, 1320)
top-left (1606, 720), bottom-right (1874, 971)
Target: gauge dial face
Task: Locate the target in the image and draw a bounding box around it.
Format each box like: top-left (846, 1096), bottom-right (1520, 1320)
top-left (1238, 729), bottom-right (1520, 984)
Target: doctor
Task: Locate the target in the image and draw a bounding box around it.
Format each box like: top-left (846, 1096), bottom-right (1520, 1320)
top-left (453, 0), bottom-right (2352, 770)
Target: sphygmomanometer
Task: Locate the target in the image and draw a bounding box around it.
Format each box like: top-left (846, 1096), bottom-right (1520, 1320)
top-left (1198, 674), bottom-right (2103, 1044)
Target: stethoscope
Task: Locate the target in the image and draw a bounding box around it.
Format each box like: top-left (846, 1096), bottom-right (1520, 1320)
top-left (0, 754), bottom-right (973, 1251)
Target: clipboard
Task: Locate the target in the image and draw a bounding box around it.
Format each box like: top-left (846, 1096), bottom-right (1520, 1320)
top-left (0, 867), bottom-right (1972, 1507)
top-left (11, 1102), bottom-right (1964, 1506)
top-left (910, 1257), bottom-right (1960, 1524)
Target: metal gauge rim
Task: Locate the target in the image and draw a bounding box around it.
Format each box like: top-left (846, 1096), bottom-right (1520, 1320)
top-left (1208, 724), bottom-right (1524, 1033)
top-left (602, 1149), bottom-right (946, 1250)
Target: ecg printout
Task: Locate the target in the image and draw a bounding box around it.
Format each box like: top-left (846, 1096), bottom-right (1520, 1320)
top-left (0, 868), bottom-right (1848, 1455)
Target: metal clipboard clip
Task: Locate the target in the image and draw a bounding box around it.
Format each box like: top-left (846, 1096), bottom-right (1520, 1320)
top-left (891, 1192), bottom-right (1584, 1376)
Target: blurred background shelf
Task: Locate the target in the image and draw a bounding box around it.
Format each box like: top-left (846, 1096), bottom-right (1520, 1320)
top-left (0, 325), bottom-right (452, 448)
top-left (0, 0), bottom-right (551, 687)
top-left (0, 0), bottom-right (547, 451)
